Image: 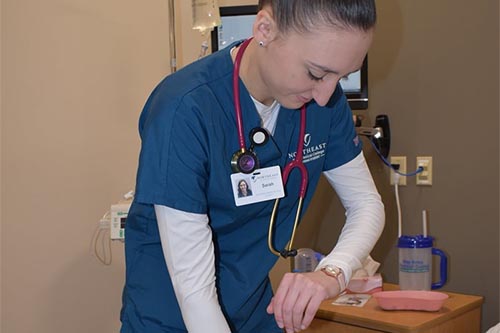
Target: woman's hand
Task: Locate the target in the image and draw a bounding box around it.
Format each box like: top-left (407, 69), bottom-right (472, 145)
top-left (266, 271), bottom-right (341, 333)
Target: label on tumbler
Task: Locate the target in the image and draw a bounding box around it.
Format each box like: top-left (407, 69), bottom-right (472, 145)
top-left (400, 259), bottom-right (430, 273)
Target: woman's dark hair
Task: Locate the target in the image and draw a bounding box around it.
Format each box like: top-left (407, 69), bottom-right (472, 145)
top-left (258, 0), bottom-right (376, 33)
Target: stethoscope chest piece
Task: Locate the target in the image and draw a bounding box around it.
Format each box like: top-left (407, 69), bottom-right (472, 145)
top-left (231, 127), bottom-right (269, 174)
top-left (231, 149), bottom-right (258, 174)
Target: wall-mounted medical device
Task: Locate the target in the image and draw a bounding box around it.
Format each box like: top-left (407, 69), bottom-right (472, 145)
top-left (92, 191), bottom-right (133, 265)
top-left (110, 202), bottom-right (130, 240)
top-left (355, 114), bottom-right (391, 158)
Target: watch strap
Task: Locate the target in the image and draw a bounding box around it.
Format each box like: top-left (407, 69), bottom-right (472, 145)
top-left (320, 265), bottom-right (346, 292)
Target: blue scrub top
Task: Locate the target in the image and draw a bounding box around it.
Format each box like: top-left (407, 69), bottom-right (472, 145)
top-left (120, 41), bottom-right (362, 333)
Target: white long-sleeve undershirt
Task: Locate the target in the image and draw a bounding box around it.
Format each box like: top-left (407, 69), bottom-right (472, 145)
top-left (314, 152), bottom-right (385, 282)
top-left (155, 205), bottom-right (232, 333)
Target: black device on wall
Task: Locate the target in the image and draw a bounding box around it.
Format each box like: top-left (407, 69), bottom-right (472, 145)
top-left (210, 5), bottom-right (369, 110)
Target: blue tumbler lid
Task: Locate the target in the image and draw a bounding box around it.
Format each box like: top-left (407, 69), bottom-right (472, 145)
top-left (398, 235), bottom-right (434, 248)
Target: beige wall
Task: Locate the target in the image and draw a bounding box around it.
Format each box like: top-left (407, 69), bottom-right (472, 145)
top-left (1, 0), bottom-right (170, 332)
top-left (0, 0), bottom-right (2, 329)
top-left (1, 1), bottom-right (498, 333)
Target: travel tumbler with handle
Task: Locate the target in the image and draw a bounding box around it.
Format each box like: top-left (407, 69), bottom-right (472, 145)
top-left (398, 235), bottom-right (447, 290)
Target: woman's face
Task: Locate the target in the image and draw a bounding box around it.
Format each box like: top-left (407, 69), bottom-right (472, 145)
top-left (239, 181), bottom-right (248, 192)
top-left (258, 27), bottom-right (373, 108)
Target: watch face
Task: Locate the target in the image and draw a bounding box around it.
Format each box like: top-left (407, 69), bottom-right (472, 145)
top-left (322, 265), bottom-right (341, 277)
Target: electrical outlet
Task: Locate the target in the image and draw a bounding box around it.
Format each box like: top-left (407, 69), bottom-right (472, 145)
top-left (416, 156), bottom-right (433, 185)
top-left (390, 156), bottom-right (406, 186)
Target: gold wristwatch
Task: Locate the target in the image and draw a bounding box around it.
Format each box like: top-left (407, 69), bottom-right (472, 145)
top-left (320, 265), bottom-right (346, 292)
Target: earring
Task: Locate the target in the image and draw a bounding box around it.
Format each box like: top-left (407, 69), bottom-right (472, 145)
top-left (258, 41), bottom-right (264, 47)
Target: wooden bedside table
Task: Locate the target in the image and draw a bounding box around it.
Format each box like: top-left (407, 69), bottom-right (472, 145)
top-left (302, 284), bottom-right (483, 333)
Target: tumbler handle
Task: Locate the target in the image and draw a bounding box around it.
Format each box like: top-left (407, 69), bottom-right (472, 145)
top-left (431, 248), bottom-right (448, 289)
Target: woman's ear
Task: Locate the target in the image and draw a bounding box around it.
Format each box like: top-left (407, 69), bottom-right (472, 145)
top-left (253, 8), bottom-right (277, 45)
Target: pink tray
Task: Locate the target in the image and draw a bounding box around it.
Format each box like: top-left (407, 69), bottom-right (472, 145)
top-left (373, 290), bottom-right (449, 311)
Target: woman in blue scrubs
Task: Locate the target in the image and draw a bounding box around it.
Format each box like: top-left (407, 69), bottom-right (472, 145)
top-left (120, 1), bottom-right (384, 332)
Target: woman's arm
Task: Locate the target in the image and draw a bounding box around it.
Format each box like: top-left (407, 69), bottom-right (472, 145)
top-left (319, 151), bottom-right (385, 283)
top-left (269, 151), bottom-right (384, 332)
top-left (155, 205), bottom-right (231, 333)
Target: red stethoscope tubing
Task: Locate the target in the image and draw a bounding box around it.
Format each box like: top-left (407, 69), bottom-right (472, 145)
top-left (269, 103), bottom-right (308, 258)
top-left (233, 38), bottom-right (309, 257)
top-left (282, 104), bottom-right (308, 199)
top-left (233, 38), bottom-right (251, 151)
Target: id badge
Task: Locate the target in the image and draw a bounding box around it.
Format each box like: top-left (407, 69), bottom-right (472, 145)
top-left (231, 165), bottom-right (285, 207)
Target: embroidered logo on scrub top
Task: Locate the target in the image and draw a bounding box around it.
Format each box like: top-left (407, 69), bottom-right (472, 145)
top-left (288, 133), bottom-right (327, 164)
top-left (304, 133), bottom-right (312, 148)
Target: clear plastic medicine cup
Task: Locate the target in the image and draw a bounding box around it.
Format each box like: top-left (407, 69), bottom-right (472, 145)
top-left (293, 248), bottom-right (324, 273)
top-left (398, 235), bottom-right (448, 290)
